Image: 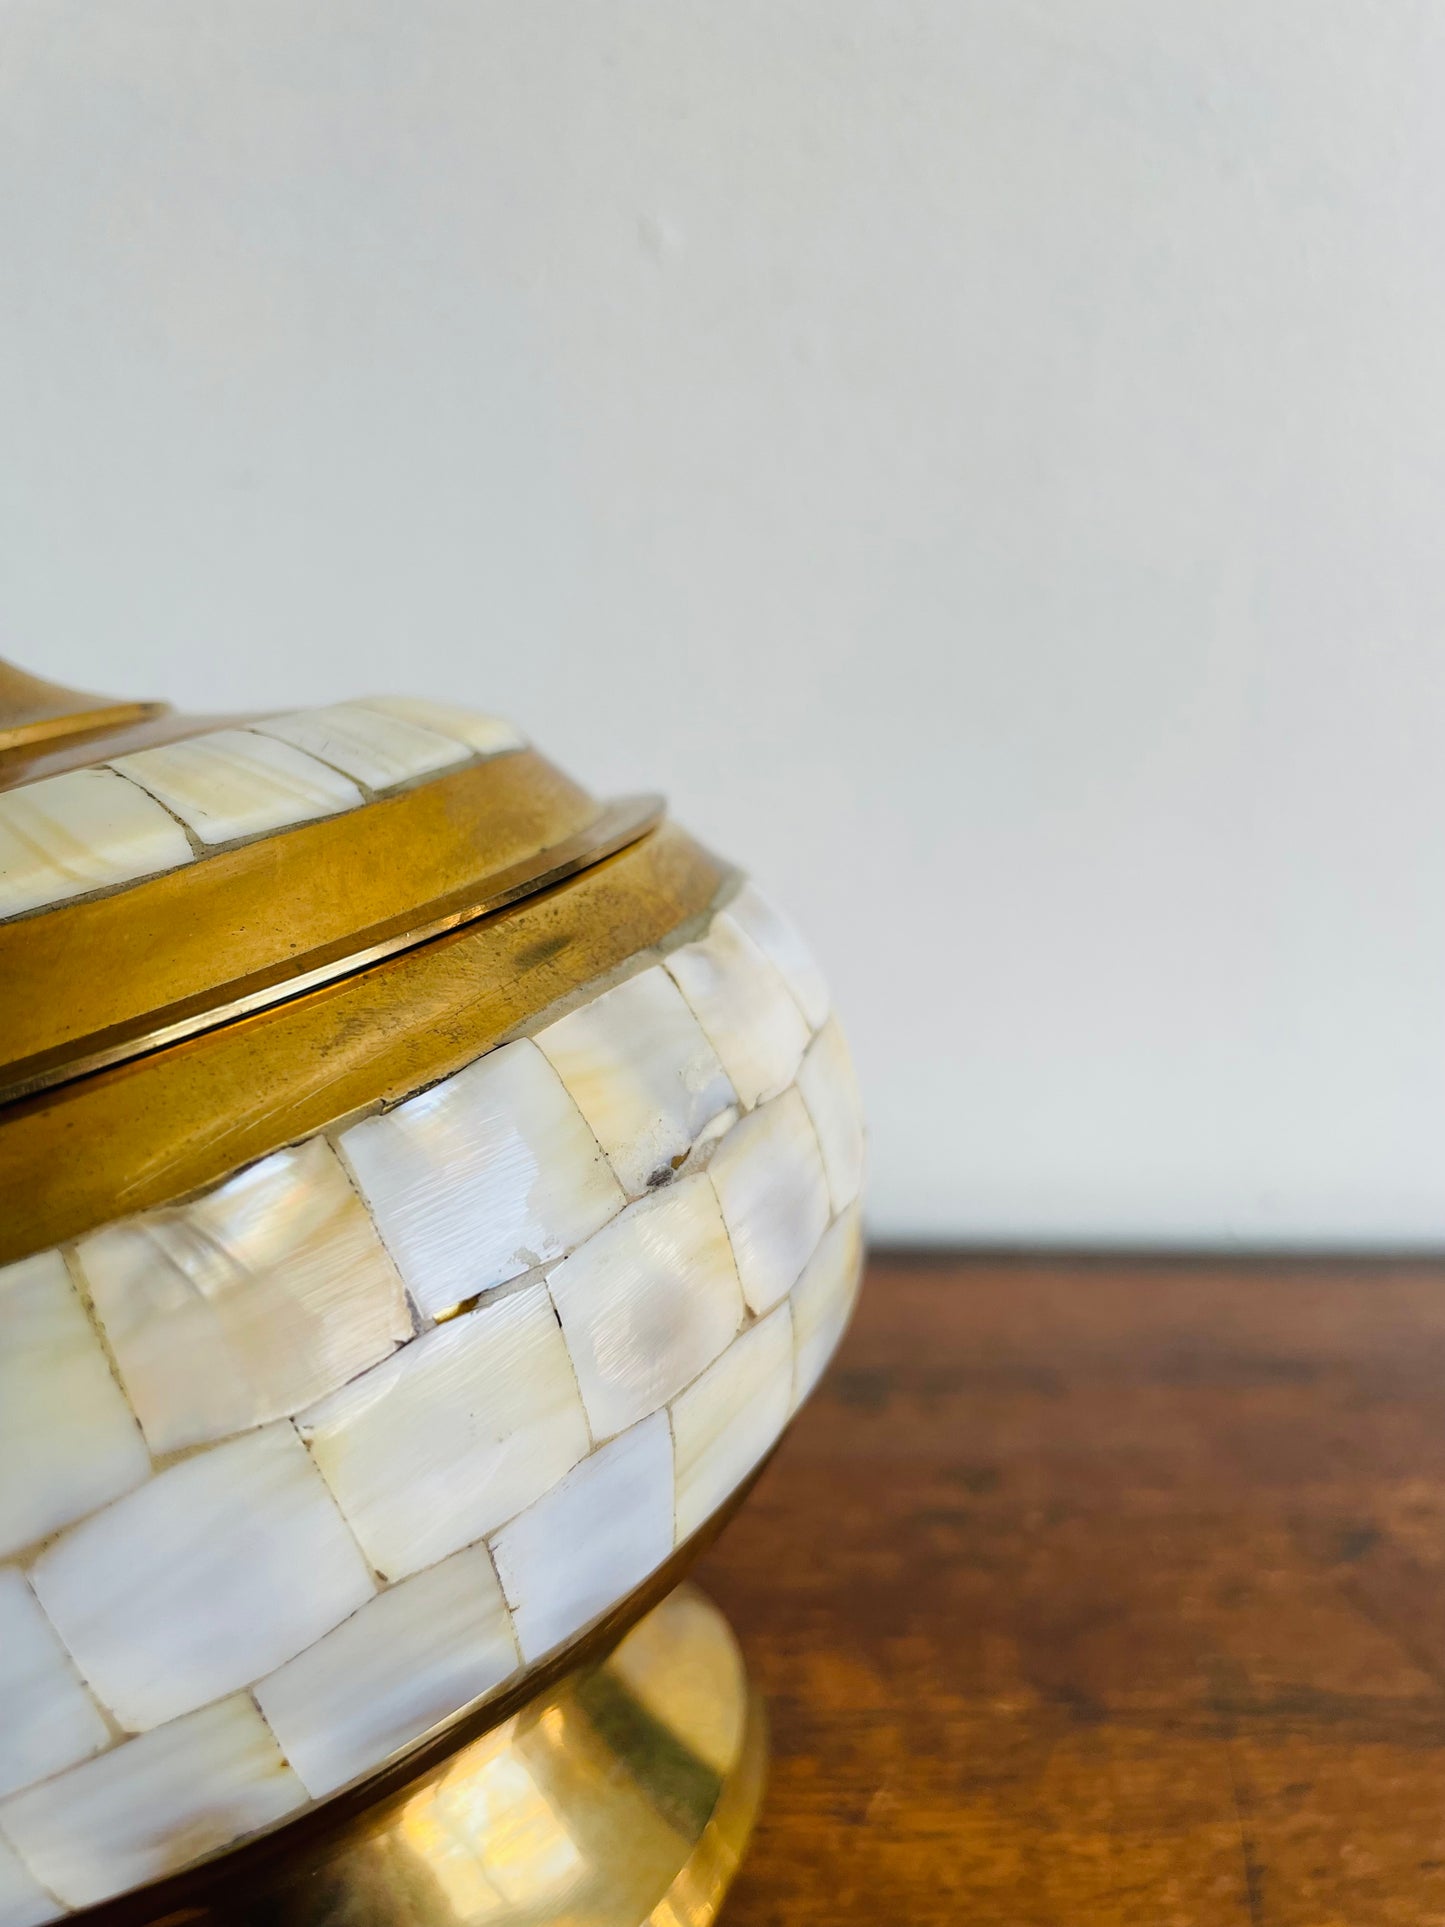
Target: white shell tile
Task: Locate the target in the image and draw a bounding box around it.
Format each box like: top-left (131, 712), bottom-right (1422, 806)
top-left (0, 1570), bottom-right (109, 1803)
top-left (665, 912), bottom-right (810, 1110)
top-left (0, 1252), bottom-right (149, 1561)
top-left (255, 1545), bottom-right (518, 1798)
top-left (0, 1696), bottom-right (305, 1911)
top-left (299, 1282), bottom-right (590, 1582)
top-left (355, 695), bottom-right (524, 758)
top-left (111, 729), bottom-right (363, 846)
top-left (671, 1306), bottom-right (794, 1545)
top-left (253, 702), bottom-right (468, 793)
top-left (797, 1018), bottom-right (866, 1214)
top-left (790, 1205), bottom-right (865, 1410)
top-left (0, 768), bottom-right (192, 919)
top-left (490, 1415), bottom-right (674, 1665)
top-left (339, 1039), bottom-right (624, 1318)
top-left (725, 882), bottom-right (831, 1032)
top-left (535, 966), bottom-right (737, 1197)
top-left (707, 1089), bottom-right (831, 1316)
top-left (547, 1177), bottom-right (745, 1441)
top-left (0, 1833), bottom-right (59, 1927)
top-left (75, 1141), bottom-right (411, 1456)
top-left (30, 1422), bottom-right (374, 1733)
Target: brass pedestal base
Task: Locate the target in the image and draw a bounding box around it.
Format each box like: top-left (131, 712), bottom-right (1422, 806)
top-left (230, 1586), bottom-right (766, 1927)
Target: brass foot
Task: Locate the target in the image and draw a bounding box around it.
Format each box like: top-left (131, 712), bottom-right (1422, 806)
top-left (205, 1585), bottom-right (766, 1927)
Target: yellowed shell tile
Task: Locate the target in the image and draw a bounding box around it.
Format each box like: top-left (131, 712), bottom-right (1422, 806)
top-left (671, 1306), bottom-right (793, 1545)
top-left (725, 882), bottom-right (830, 1031)
top-left (0, 1570), bottom-right (109, 1803)
top-left (797, 1017), bottom-right (865, 1214)
top-left (0, 1695), bottom-right (305, 1911)
top-left (490, 1414), bottom-right (673, 1665)
top-left (338, 1039), bottom-right (625, 1319)
top-left (790, 1205), bottom-right (865, 1410)
top-left (0, 1830), bottom-right (60, 1927)
top-left (708, 1088), bottom-right (831, 1316)
top-left (534, 965), bottom-right (737, 1197)
top-left (111, 729), bottom-right (362, 846)
top-left (298, 1282), bottom-right (590, 1583)
top-left (0, 768), bottom-right (192, 919)
top-left (29, 1422), bottom-right (374, 1733)
top-left (547, 1177), bottom-right (745, 1441)
top-left (252, 702), bottom-right (468, 793)
top-left (75, 1141), bottom-right (411, 1456)
top-left (0, 1253), bottom-right (149, 1562)
top-left (254, 1545), bottom-right (518, 1798)
top-left (664, 912), bottom-right (810, 1109)
top-left (355, 695), bottom-right (524, 758)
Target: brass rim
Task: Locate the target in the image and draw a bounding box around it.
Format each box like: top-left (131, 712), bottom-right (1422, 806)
top-left (0, 782), bottom-right (663, 1103)
top-left (0, 822), bottom-right (731, 1263)
top-left (0, 749), bottom-right (606, 1090)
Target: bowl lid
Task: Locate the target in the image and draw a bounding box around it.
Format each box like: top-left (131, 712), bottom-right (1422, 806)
top-left (0, 661), bottom-right (660, 1104)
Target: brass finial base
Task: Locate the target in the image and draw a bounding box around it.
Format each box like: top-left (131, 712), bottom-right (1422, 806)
top-left (0, 659), bottom-right (165, 756)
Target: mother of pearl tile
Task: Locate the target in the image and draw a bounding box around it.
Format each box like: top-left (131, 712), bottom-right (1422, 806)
top-left (0, 1696), bottom-right (305, 1912)
top-left (253, 702), bottom-right (468, 793)
top-left (254, 1545), bottom-right (518, 1798)
top-left (546, 1177), bottom-right (745, 1441)
top-left (111, 729), bottom-right (363, 846)
top-left (671, 1305), bottom-right (794, 1544)
top-left (490, 1414), bottom-right (674, 1665)
top-left (534, 966), bottom-right (737, 1197)
top-left (0, 1252), bottom-right (149, 1562)
top-left (355, 695), bottom-right (525, 758)
top-left (75, 1141), bottom-right (411, 1456)
top-left (0, 768), bottom-right (192, 919)
top-left (790, 1205), bottom-right (865, 1410)
top-left (0, 1832), bottom-right (59, 1927)
top-left (724, 882), bottom-right (831, 1031)
top-left (0, 1570), bottom-right (109, 1803)
top-left (797, 1017), bottom-right (866, 1214)
top-left (707, 1089), bottom-right (831, 1316)
top-left (30, 1422), bottom-right (374, 1733)
top-left (338, 1039), bottom-right (625, 1319)
top-left (298, 1282), bottom-right (590, 1583)
top-left (664, 912), bottom-right (810, 1110)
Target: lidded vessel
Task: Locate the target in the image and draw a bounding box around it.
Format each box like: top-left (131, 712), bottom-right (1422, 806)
top-left (0, 663), bottom-right (864, 1927)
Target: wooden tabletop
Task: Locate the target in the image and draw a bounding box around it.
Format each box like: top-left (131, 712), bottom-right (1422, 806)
top-left (696, 1250), bottom-right (1445, 1926)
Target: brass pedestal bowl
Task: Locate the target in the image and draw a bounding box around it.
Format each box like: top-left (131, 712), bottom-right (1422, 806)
top-left (0, 665), bottom-right (864, 1927)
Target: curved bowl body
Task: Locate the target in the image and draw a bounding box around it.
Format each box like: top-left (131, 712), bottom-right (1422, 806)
top-left (0, 688), bottom-right (864, 1923)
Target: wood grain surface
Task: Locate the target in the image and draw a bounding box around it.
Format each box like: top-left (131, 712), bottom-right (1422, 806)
top-left (696, 1250), bottom-right (1445, 1926)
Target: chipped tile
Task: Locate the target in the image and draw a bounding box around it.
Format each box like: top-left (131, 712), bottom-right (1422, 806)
top-left (338, 1040), bottom-right (624, 1318)
top-left (535, 966), bottom-right (736, 1197)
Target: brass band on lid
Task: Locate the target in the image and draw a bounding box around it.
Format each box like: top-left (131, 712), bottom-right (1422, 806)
top-left (0, 821), bottom-right (731, 1264)
top-left (0, 762), bottom-right (662, 1102)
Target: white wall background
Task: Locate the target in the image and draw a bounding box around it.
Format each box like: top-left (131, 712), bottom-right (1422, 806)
top-left (4, 2), bottom-right (1445, 1247)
